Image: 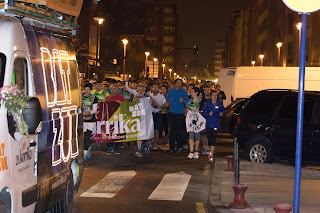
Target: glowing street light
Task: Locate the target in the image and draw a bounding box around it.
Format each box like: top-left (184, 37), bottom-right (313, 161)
top-left (259, 54), bottom-right (265, 66)
top-left (145, 52), bottom-right (150, 77)
top-left (153, 58), bottom-right (158, 78)
top-left (162, 64), bottom-right (166, 75)
top-left (251, 61), bottom-right (256, 66)
top-left (276, 42), bottom-right (283, 66)
top-left (169, 69), bottom-right (172, 78)
top-left (122, 39), bottom-right (129, 74)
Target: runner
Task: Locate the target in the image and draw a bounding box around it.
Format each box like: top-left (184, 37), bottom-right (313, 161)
top-left (82, 82), bottom-right (98, 161)
top-left (201, 90), bottom-right (225, 163)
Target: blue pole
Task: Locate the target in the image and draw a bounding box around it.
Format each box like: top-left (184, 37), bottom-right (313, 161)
top-left (293, 13), bottom-right (307, 213)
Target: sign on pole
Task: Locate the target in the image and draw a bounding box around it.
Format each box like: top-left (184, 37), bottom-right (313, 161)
top-left (282, 0), bottom-right (320, 13)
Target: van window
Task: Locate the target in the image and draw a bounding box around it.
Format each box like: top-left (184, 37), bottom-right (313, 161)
top-left (244, 92), bottom-right (283, 120)
top-left (0, 53), bottom-right (5, 88)
top-left (12, 58), bottom-right (28, 96)
top-left (278, 95), bottom-right (315, 122)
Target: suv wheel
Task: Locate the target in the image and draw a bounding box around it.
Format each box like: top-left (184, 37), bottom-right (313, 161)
top-left (245, 137), bottom-right (274, 163)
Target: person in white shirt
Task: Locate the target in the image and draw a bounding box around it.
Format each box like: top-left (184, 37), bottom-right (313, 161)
top-left (149, 82), bottom-right (166, 149)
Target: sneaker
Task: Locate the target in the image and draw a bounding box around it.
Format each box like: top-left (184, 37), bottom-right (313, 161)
top-left (183, 144), bottom-right (189, 149)
top-left (187, 152), bottom-right (194, 159)
top-left (175, 147), bottom-right (182, 154)
top-left (169, 150), bottom-right (175, 154)
top-left (145, 146), bottom-right (150, 154)
top-left (135, 151), bottom-right (142, 158)
top-left (153, 146), bottom-right (158, 150)
top-left (202, 147), bottom-right (207, 155)
top-left (107, 151), bottom-right (111, 155)
top-left (208, 157), bottom-right (213, 164)
top-left (194, 152), bottom-right (199, 159)
top-left (115, 151), bottom-right (120, 155)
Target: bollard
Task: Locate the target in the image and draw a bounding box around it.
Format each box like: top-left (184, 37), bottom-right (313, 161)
top-left (229, 184), bottom-right (250, 209)
top-left (224, 155), bottom-right (234, 172)
top-left (274, 203), bottom-right (292, 213)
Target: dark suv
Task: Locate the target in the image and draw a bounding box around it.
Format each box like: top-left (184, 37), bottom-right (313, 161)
top-left (236, 89), bottom-right (320, 163)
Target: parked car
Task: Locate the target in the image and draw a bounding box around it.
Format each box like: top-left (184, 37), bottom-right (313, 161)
top-left (219, 98), bottom-right (248, 136)
top-left (236, 89), bottom-right (320, 163)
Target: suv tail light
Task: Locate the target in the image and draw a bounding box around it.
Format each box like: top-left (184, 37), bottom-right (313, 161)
top-left (231, 95), bottom-right (234, 102)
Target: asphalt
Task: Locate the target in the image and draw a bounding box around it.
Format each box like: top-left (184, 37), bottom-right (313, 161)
top-left (210, 158), bottom-right (320, 213)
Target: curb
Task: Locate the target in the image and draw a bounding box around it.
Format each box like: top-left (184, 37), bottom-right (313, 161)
top-left (210, 158), bottom-right (233, 213)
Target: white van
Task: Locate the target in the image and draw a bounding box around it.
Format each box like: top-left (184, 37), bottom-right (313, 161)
top-left (0, 6), bottom-right (83, 213)
top-left (218, 66), bottom-right (320, 106)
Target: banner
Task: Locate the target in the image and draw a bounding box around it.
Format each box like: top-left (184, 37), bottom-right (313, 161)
top-left (92, 98), bottom-right (154, 143)
top-left (186, 110), bottom-right (206, 133)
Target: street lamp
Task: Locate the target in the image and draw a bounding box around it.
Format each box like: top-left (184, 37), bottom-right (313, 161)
top-left (162, 64), bottom-right (166, 76)
top-left (184, 64), bottom-right (187, 78)
top-left (153, 58), bottom-right (158, 78)
top-left (296, 22), bottom-right (302, 52)
top-left (169, 69), bottom-right (172, 79)
top-left (122, 39), bottom-right (129, 75)
top-left (259, 54), bottom-right (264, 66)
top-left (145, 52), bottom-right (150, 77)
top-left (251, 61), bottom-right (256, 66)
top-left (94, 6), bottom-right (105, 68)
top-left (276, 42), bottom-right (283, 66)
top-left (174, 73), bottom-right (176, 79)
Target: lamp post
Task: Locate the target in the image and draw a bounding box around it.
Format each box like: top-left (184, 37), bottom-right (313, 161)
top-left (276, 42), bottom-right (283, 66)
top-left (259, 54), bottom-right (264, 66)
top-left (153, 58), bottom-right (158, 78)
top-left (94, 1), bottom-right (104, 68)
top-left (169, 69), bottom-right (172, 79)
top-left (162, 64), bottom-right (165, 77)
top-left (251, 61), bottom-right (256, 66)
top-left (184, 64), bottom-right (187, 78)
top-left (174, 72), bottom-right (176, 79)
top-left (122, 39), bottom-right (129, 75)
top-left (296, 22), bottom-right (302, 51)
top-left (145, 52), bottom-right (150, 77)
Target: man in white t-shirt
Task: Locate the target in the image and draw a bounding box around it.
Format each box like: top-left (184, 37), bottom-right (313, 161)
top-left (150, 82), bottom-right (166, 149)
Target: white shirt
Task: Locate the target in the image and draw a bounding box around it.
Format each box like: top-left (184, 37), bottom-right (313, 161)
top-left (150, 93), bottom-right (166, 113)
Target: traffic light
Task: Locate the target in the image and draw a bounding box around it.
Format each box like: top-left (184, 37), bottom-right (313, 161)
top-left (146, 66), bottom-right (150, 78)
top-left (193, 45), bottom-right (199, 55)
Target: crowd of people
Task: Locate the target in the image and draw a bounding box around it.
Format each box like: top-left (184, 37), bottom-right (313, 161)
top-left (80, 76), bottom-right (226, 164)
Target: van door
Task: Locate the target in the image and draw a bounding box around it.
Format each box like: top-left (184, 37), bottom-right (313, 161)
top-left (9, 51), bottom-right (37, 212)
top-left (273, 95), bottom-right (315, 158)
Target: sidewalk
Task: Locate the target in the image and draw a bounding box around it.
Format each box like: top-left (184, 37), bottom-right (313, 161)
top-left (210, 158), bottom-right (320, 213)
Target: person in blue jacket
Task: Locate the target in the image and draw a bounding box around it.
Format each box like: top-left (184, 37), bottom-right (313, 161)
top-left (201, 90), bottom-right (225, 163)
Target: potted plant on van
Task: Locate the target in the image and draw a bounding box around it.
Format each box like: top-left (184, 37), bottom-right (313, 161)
top-left (0, 84), bottom-right (29, 136)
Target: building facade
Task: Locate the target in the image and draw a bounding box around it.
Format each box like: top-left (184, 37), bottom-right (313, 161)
top-left (144, 3), bottom-right (179, 78)
top-left (214, 41), bottom-right (226, 78)
top-left (225, 0), bottom-right (320, 67)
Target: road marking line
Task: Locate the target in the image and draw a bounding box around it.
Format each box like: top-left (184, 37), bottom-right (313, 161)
top-left (202, 164), bottom-right (210, 176)
top-left (148, 171), bottom-right (191, 201)
top-left (196, 202), bottom-right (207, 213)
top-left (80, 171), bottom-right (136, 198)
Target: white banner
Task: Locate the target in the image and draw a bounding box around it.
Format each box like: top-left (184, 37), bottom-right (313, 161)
top-left (186, 110), bottom-right (206, 133)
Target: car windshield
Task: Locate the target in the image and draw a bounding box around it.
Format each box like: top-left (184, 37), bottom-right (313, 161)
top-left (0, 53), bottom-right (5, 88)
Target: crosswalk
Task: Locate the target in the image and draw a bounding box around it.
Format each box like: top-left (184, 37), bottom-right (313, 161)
top-left (80, 170), bottom-right (192, 201)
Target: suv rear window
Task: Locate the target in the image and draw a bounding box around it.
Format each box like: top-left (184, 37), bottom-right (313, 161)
top-left (0, 53), bottom-right (5, 88)
top-left (243, 91), bottom-right (283, 120)
top-left (278, 95), bottom-right (315, 122)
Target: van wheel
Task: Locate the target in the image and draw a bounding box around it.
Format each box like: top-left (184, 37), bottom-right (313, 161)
top-left (64, 175), bottom-right (74, 213)
top-left (245, 138), bottom-right (274, 163)
top-left (0, 200), bottom-right (7, 213)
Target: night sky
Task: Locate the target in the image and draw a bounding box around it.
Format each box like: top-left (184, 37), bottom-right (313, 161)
top-left (146, 0), bottom-right (252, 65)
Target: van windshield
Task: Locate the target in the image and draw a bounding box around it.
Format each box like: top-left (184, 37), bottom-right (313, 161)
top-left (0, 53), bottom-right (5, 88)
